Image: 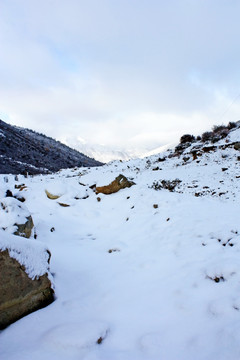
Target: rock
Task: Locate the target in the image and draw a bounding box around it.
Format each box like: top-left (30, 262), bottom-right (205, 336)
top-left (5, 189), bottom-right (25, 203)
top-left (14, 216), bottom-right (34, 238)
top-left (191, 150), bottom-right (199, 160)
top-left (95, 175), bottom-right (135, 195)
top-left (0, 249), bottom-right (54, 329)
top-left (5, 190), bottom-right (13, 197)
top-left (202, 146), bottom-right (217, 153)
top-left (45, 189), bottom-right (61, 200)
top-left (58, 202), bottom-right (70, 207)
top-left (15, 184), bottom-right (27, 191)
top-left (234, 142), bottom-right (240, 150)
top-left (0, 198), bottom-right (34, 238)
top-left (108, 248), bottom-right (120, 253)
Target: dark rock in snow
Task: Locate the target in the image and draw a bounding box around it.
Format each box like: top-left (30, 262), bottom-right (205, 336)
top-left (14, 216), bottom-right (34, 239)
top-left (234, 142), bottom-right (240, 151)
top-left (0, 197), bottom-right (34, 238)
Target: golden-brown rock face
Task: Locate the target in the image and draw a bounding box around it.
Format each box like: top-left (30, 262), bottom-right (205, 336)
top-left (0, 250), bottom-right (54, 329)
top-left (95, 175), bottom-right (135, 195)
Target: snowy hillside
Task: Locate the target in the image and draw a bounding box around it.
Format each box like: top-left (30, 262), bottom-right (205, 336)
top-left (0, 119), bottom-right (102, 175)
top-left (1, 124), bottom-right (240, 360)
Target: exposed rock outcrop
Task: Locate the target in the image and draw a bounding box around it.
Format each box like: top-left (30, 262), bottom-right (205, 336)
top-left (14, 216), bottom-right (34, 238)
top-left (95, 174), bottom-right (135, 195)
top-left (45, 189), bottom-right (61, 200)
top-left (234, 142), bottom-right (240, 150)
top-left (0, 249), bottom-right (54, 329)
top-left (0, 197), bottom-right (34, 238)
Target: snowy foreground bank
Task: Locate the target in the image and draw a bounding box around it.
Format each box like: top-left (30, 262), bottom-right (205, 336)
top-left (1, 133), bottom-right (240, 360)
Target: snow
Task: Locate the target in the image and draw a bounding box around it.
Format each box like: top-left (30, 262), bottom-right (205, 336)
top-left (0, 197), bottom-right (31, 235)
top-left (228, 126), bottom-right (240, 142)
top-left (0, 232), bottom-right (52, 280)
top-left (1, 130), bottom-right (240, 359)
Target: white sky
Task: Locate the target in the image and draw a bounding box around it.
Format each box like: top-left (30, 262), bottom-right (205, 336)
top-left (0, 0), bottom-right (240, 150)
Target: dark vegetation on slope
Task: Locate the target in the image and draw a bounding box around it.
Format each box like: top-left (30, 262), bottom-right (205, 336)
top-left (174, 121), bottom-right (240, 155)
top-left (0, 119), bottom-right (103, 175)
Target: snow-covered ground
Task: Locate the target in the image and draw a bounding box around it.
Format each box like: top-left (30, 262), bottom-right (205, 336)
top-left (1, 128), bottom-right (240, 360)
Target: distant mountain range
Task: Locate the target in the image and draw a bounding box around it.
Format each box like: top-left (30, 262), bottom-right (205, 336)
top-left (0, 120), bottom-right (103, 175)
top-left (64, 138), bottom-right (175, 163)
top-left (63, 140), bottom-right (144, 163)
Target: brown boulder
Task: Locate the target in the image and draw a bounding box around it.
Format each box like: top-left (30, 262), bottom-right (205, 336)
top-left (234, 142), bottom-right (240, 150)
top-left (96, 175), bottom-right (135, 195)
top-left (45, 189), bottom-right (61, 200)
top-left (14, 215), bottom-right (34, 239)
top-left (0, 249), bottom-right (54, 329)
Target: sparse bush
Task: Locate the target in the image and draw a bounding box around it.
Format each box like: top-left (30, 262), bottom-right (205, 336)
top-left (212, 125), bottom-right (227, 133)
top-left (175, 142), bottom-right (191, 153)
top-left (201, 131), bottom-right (214, 142)
top-left (228, 121), bottom-right (237, 130)
top-left (202, 126), bottom-right (229, 143)
top-left (218, 128), bottom-right (229, 138)
top-left (151, 179), bottom-right (182, 192)
top-left (180, 134), bottom-right (195, 144)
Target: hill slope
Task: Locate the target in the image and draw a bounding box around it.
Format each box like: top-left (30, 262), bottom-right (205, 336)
top-left (1, 123), bottom-right (240, 360)
top-left (0, 119), bottom-right (103, 174)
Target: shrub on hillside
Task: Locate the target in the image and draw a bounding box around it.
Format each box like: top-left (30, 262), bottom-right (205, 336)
top-left (151, 179), bottom-right (182, 192)
top-left (202, 126), bottom-right (229, 143)
top-left (228, 121), bottom-right (237, 130)
top-left (212, 125), bottom-right (227, 133)
top-left (180, 134), bottom-right (195, 144)
top-left (201, 131), bottom-right (213, 142)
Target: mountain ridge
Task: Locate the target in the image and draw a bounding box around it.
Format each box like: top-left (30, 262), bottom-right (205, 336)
top-left (0, 119), bottom-right (103, 175)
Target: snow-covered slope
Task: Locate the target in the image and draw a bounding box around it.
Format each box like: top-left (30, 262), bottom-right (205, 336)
top-left (1, 126), bottom-right (240, 360)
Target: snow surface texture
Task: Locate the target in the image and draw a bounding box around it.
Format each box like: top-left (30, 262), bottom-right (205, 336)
top-left (1, 128), bottom-right (240, 359)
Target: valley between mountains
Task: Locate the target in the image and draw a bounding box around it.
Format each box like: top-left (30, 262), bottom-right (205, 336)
top-left (1, 124), bottom-right (240, 360)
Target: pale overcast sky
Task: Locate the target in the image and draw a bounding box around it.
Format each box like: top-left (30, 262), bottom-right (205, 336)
top-left (0, 0), bottom-right (240, 150)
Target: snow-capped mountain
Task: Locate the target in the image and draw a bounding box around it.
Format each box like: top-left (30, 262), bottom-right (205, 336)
top-left (1, 121), bottom-right (240, 360)
top-left (63, 136), bottom-right (176, 163)
top-left (62, 137), bottom-right (149, 163)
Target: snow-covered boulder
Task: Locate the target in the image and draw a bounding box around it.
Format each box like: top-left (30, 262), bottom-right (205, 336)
top-left (0, 233), bottom-right (54, 329)
top-left (0, 197), bottom-right (34, 238)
